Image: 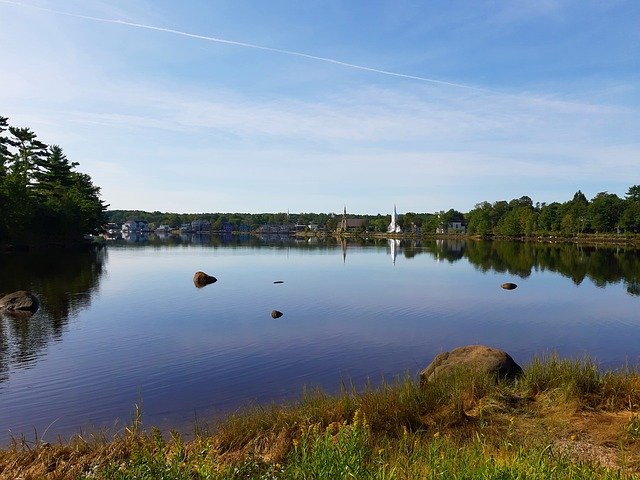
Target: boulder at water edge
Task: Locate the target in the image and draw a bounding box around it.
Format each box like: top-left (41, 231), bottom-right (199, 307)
top-left (419, 345), bottom-right (523, 384)
top-left (0, 291), bottom-right (39, 314)
top-left (193, 271), bottom-right (217, 288)
top-left (501, 282), bottom-right (518, 290)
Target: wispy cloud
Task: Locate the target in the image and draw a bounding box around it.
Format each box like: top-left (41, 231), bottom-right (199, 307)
top-left (1, 0), bottom-right (637, 213)
top-left (0, 0), bottom-right (494, 92)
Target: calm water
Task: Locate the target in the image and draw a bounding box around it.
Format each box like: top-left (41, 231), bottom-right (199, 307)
top-left (1, 236), bottom-right (639, 443)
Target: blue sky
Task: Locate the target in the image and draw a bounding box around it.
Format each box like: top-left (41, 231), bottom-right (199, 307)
top-left (1, 0), bottom-right (638, 214)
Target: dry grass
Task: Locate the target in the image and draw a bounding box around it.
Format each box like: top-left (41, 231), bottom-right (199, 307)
top-left (1, 356), bottom-right (640, 479)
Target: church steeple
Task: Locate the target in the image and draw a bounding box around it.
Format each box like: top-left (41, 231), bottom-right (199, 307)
top-left (388, 204), bottom-right (402, 233)
top-left (339, 205), bottom-right (348, 233)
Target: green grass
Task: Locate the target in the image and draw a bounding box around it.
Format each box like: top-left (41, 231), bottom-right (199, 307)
top-left (3, 355), bottom-right (640, 479)
top-left (92, 411), bottom-right (635, 479)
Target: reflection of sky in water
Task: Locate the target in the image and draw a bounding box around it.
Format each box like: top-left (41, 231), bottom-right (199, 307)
top-left (1, 241), bottom-right (639, 443)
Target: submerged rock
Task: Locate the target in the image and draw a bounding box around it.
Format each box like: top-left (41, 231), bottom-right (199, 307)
top-left (501, 282), bottom-right (518, 290)
top-left (193, 271), bottom-right (217, 288)
top-left (0, 291), bottom-right (39, 314)
top-left (419, 345), bottom-right (523, 384)
top-left (271, 310), bottom-right (283, 319)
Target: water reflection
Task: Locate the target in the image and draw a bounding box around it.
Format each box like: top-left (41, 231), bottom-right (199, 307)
top-left (3, 236), bottom-right (635, 385)
top-left (0, 248), bottom-right (106, 381)
top-left (1, 236), bottom-right (638, 443)
top-left (402, 239), bottom-right (638, 296)
top-left (106, 234), bottom-right (640, 297)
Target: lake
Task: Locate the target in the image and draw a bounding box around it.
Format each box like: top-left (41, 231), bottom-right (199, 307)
top-left (1, 236), bottom-right (639, 444)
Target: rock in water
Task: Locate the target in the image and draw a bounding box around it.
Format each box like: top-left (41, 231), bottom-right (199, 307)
top-left (271, 310), bottom-right (283, 319)
top-left (501, 282), bottom-right (518, 290)
top-left (193, 271), bottom-right (217, 288)
top-left (0, 291), bottom-right (39, 314)
top-left (419, 345), bottom-right (523, 384)
top-left (273, 281), bottom-right (284, 284)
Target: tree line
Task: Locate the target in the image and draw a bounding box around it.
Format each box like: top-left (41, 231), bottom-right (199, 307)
top-left (466, 189), bottom-right (640, 236)
top-left (0, 116), bottom-right (106, 246)
top-left (107, 187), bottom-right (640, 237)
top-left (105, 209), bottom-right (468, 233)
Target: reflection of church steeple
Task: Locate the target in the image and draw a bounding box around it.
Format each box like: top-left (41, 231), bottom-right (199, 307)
top-left (389, 238), bottom-right (400, 265)
top-left (341, 238), bottom-right (347, 263)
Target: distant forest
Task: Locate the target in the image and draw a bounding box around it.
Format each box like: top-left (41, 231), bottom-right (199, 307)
top-left (2, 114), bottom-right (638, 241)
top-left (0, 116), bottom-right (106, 246)
top-left (107, 186), bottom-right (640, 236)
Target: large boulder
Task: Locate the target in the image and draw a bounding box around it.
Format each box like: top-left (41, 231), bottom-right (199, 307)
top-left (0, 291), bottom-right (39, 314)
top-left (193, 271), bottom-right (217, 288)
top-left (419, 345), bottom-right (523, 384)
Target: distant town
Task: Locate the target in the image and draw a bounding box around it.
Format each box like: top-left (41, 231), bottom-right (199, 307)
top-left (106, 185), bottom-right (640, 240)
top-left (105, 205), bottom-right (468, 239)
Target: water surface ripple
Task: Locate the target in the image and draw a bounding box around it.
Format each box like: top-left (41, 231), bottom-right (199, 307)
top-left (0, 238), bottom-right (638, 443)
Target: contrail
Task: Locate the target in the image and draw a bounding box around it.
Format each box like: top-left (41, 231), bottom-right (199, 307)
top-left (0, 0), bottom-right (491, 93)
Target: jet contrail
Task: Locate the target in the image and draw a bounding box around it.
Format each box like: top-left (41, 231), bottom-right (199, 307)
top-left (1, 0), bottom-right (491, 93)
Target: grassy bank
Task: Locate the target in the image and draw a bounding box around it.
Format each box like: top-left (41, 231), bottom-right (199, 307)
top-left (2, 355), bottom-right (640, 479)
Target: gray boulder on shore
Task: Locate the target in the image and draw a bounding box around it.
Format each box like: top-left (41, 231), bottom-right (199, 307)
top-left (419, 345), bottom-right (523, 384)
top-left (0, 291), bottom-right (40, 314)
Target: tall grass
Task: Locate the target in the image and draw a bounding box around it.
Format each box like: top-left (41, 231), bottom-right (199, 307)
top-left (2, 356), bottom-right (640, 479)
top-left (520, 354), bottom-right (640, 409)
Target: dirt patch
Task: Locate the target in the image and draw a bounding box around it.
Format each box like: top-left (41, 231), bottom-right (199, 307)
top-left (552, 411), bottom-right (640, 472)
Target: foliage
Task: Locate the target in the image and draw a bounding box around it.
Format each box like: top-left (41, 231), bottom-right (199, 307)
top-left (465, 187), bottom-right (640, 237)
top-left (3, 356), bottom-right (640, 478)
top-left (0, 115), bottom-right (107, 246)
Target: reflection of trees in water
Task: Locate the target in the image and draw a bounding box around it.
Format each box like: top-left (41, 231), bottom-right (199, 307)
top-left (384, 239), bottom-right (640, 296)
top-left (0, 248), bottom-right (106, 380)
top-left (458, 241), bottom-right (640, 295)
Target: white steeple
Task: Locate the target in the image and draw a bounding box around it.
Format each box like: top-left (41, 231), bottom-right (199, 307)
top-left (387, 204), bottom-right (402, 233)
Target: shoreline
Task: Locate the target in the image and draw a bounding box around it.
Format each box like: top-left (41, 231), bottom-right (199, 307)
top-left (2, 355), bottom-right (640, 478)
top-left (293, 231), bottom-right (640, 248)
top-left (3, 232), bottom-right (638, 253)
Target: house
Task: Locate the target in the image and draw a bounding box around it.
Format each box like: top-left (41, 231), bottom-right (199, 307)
top-left (191, 219), bottom-right (211, 233)
top-left (436, 220), bottom-right (467, 234)
top-left (122, 220), bottom-right (149, 233)
top-left (295, 223), bottom-right (319, 232)
top-left (155, 225), bottom-right (171, 233)
top-left (105, 223), bottom-right (119, 234)
top-left (258, 224), bottom-right (295, 234)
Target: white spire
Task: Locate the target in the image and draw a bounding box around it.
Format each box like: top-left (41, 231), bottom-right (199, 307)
top-left (388, 204), bottom-right (402, 233)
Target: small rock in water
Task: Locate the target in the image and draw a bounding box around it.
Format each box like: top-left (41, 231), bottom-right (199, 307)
top-left (501, 282), bottom-right (518, 290)
top-left (271, 310), bottom-right (283, 319)
top-left (193, 271), bottom-right (217, 288)
top-left (273, 281), bottom-right (284, 284)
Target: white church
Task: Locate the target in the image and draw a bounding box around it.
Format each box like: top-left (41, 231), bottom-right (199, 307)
top-left (388, 205), bottom-right (402, 233)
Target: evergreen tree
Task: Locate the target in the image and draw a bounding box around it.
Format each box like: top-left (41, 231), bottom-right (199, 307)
top-left (0, 115), bottom-right (106, 245)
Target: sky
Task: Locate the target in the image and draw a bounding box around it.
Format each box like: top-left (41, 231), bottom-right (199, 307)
top-left (0, 0), bottom-right (638, 215)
